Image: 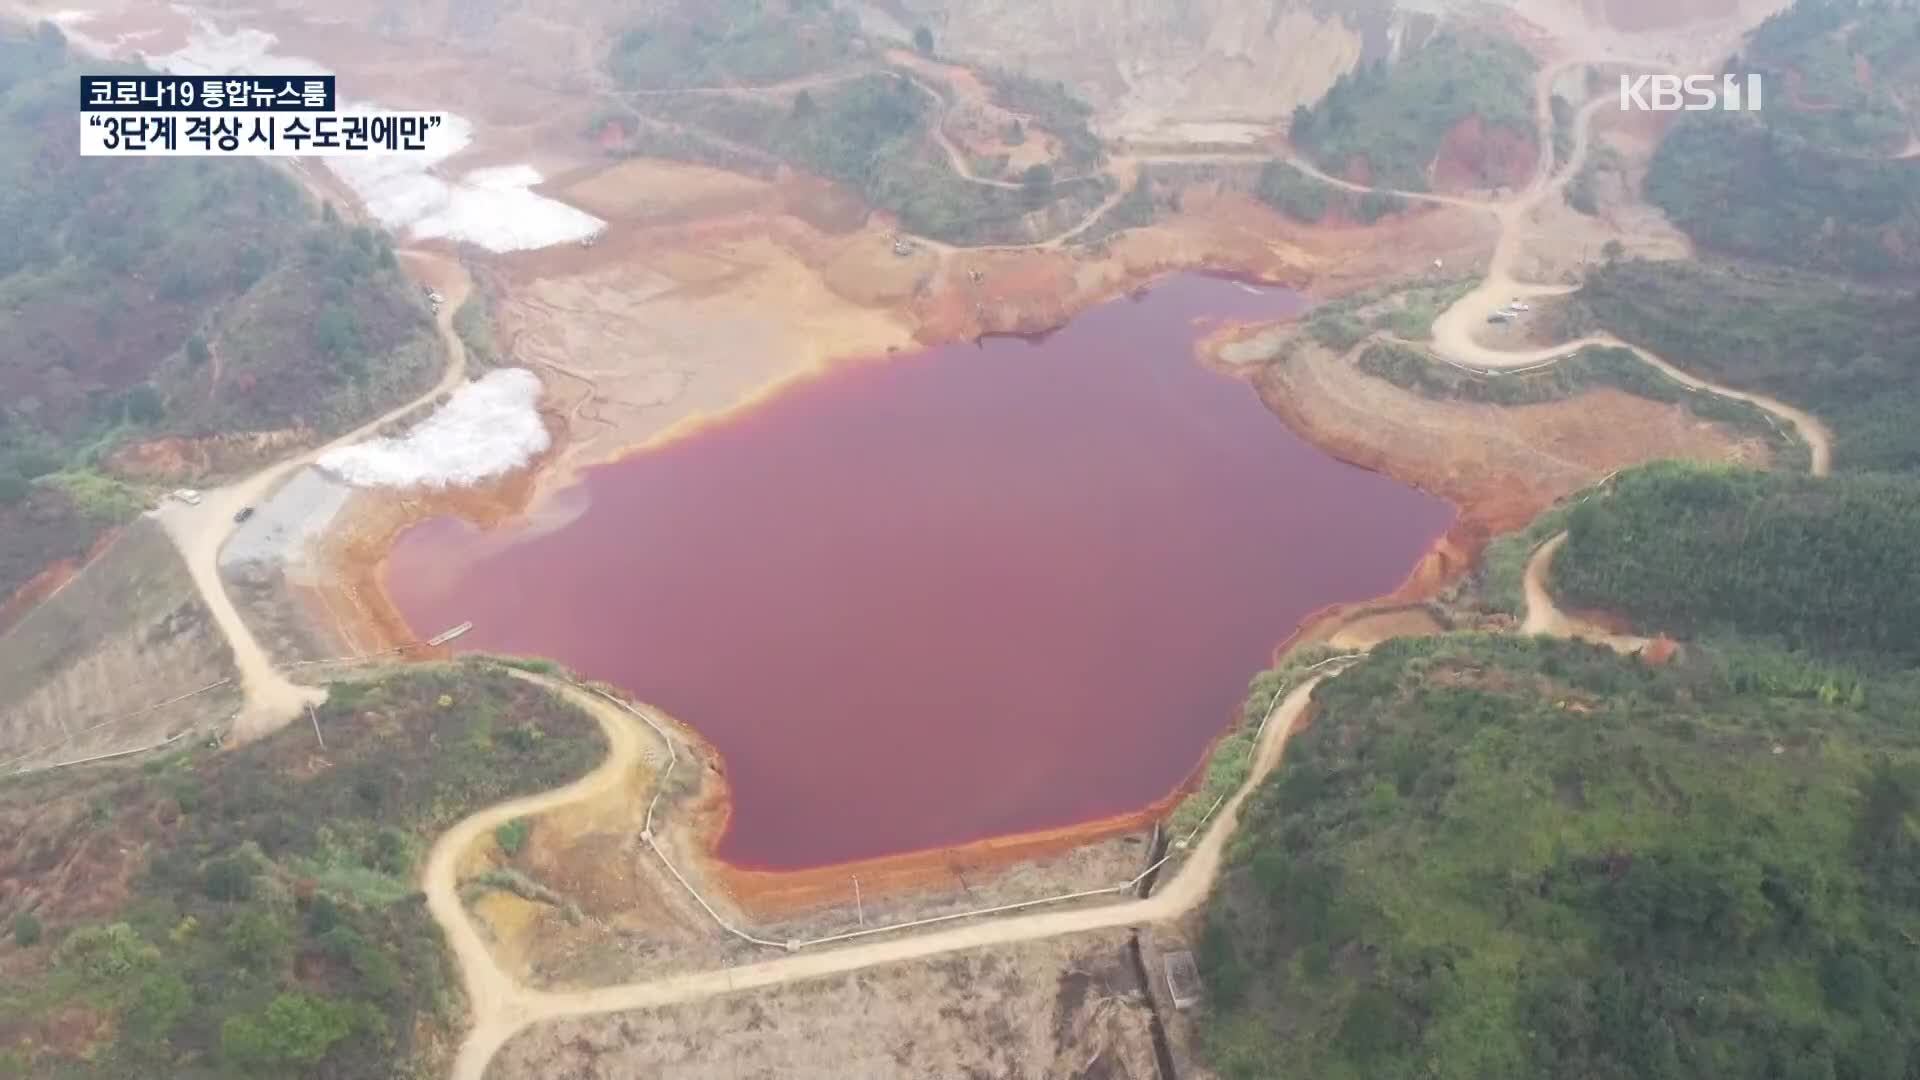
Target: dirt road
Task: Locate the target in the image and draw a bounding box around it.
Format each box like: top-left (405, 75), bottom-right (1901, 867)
top-left (429, 671), bottom-right (1333, 1079)
top-left (1520, 532), bottom-right (1650, 650)
top-left (152, 250), bottom-right (474, 742)
top-left (423, 52), bottom-right (1849, 1080)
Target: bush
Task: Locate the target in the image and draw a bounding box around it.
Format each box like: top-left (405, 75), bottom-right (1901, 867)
top-left (494, 817), bottom-right (531, 856)
top-left (221, 992), bottom-right (360, 1069)
top-left (11, 911), bottom-right (41, 946)
top-left (1291, 31), bottom-right (1537, 191)
top-left (203, 856), bottom-right (255, 901)
top-left (56, 923), bottom-right (158, 980)
top-left (1253, 160), bottom-right (1329, 222)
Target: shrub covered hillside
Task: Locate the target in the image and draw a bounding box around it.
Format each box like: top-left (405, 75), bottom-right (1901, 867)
top-left (630, 73), bottom-right (1111, 246)
top-left (0, 664), bottom-right (604, 1079)
top-left (1571, 258), bottom-right (1920, 471)
top-left (1645, 0), bottom-right (1920, 275)
top-left (1288, 30), bottom-right (1537, 192)
top-left (0, 28), bottom-right (442, 613)
top-left (607, 0), bottom-right (861, 91)
top-left (1551, 462), bottom-right (1920, 662)
top-left (1199, 633), bottom-right (1920, 1080)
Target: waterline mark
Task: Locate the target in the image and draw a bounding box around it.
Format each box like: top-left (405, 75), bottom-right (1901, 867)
top-left (1620, 73), bottom-right (1763, 112)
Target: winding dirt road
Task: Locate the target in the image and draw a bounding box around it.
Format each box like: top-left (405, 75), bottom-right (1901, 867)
top-left (431, 671), bottom-right (1333, 1080)
top-left (419, 51), bottom-right (1848, 1079)
top-left (120, 45), bottom-right (1848, 1078)
top-left (152, 250), bottom-right (474, 742)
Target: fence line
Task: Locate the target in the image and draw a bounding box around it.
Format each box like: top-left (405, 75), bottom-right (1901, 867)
top-left (7, 730), bottom-right (196, 778)
top-left (1121, 653), bottom-right (1362, 889)
top-left (0, 677), bottom-right (233, 773)
top-left (574, 656), bottom-right (1362, 954)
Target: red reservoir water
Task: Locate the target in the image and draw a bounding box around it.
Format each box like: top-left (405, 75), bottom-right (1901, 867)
top-left (384, 274), bottom-right (1454, 869)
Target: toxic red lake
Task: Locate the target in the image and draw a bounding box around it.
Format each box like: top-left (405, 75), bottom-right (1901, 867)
top-left (383, 273), bottom-right (1455, 870)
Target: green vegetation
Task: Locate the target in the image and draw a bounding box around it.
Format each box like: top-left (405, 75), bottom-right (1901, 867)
top-left (607, 0), bottom-right (860, 90)
top-left (1363, 279), bottom-right (1477, 340)
top-left (494, 818), bottom-right (531, 856)
top-left (1572, 258), bottom-right (1920, 471)
top-left (1289, 32), bottom-right (1537, 191)
top-left (0, 663), bottom-right (605, 1077)
top-left (1355, 341), bottom-right (1804, 462)
top-left (1644, 0), bottom-right (1920, 275)
top-left (1743, 0), bottom-right (1918, 155)
top-left (979, 70), bottom-right (1104, 172)
top-left (1647, 114), bottom-right (1920, 276)
top-left (1078, 174), bottom-right (1157, 244)
top-left (1476, 501), bottom-right (1580, 617)
top-left (1253, 160), bottom-right (1331, 222)
top-left (1564, 142), bottom-right (1622, 215)
top-left (0, 30), bottom-right (438, 604)
top-left (1167, 646), bottom-right (1349, 838)
top-left (1200, 632), bottom-right (1920, 1079)
top-left (1549, 93), bottom-right (1574, 168)
top-left (635, 74), bottom-right (1110, 245)
top-left (1304, 312), bottom-right (1369, 351)
top-left (1554, 461), bottom-right (1920, 661)
top-left (451, 276), bottom-right (503, 370)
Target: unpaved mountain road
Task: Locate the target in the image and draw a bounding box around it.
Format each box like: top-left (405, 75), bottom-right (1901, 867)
top-left (425, 50), bottom-right (1846, 1080)
top-left (124, 46), bottom-right (1844, 1080)
top-left (1521, 532), bottom-right (1650, 649)
top-left (432, 671), bottom-right (1335, 1080)
top-left (151, 250), bottom-right (474, 742)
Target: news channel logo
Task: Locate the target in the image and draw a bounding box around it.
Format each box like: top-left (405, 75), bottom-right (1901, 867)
top-left (1619, 73), bottom-right (1764, 113)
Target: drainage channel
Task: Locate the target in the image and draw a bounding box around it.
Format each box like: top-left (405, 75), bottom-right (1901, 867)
top-left (1127, 931), bottom-right (1180, 1080)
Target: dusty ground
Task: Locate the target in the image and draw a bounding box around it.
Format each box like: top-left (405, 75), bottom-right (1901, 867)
top-left (1505, 107), bottom-right (1694, 286)
top-left (0, 3), bottom-right (1796, 1050)
top-left (486, 929), bottom-right (1162, 1080)
top-left (453, 692), bottom-right (1163, 991)
top-left (1227, 330), bottom-right (1774, 541)
top-left (0, 519), bottom-right (240, 772)
top-left (1323, 605), bottom-right (1452, 650)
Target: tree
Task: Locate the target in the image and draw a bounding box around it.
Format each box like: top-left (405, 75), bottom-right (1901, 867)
top-left (55, 923), bottom-right (158, 979)
top-left (121, 384), bottom-right (164, 424)
top-left (224, 910), bottom-right (289, 971)
top-left (124, 972), bottom-right (192, 1043)
top-left (1290, 104), bottom-right (1314, 143)
top-left (0, 469), bottom-right (27, 508)
top-left (204, 857), bottom-right (255, 902)
top-left (314, 304), bottom-right (360, 359)
top-left (1602, 238), bottom-right (1626, 261)
top-left (1021, 162), bottom-right (1054, 198)
top-left (913, 25), bottom-right (934, 55)
top-left (495, 818), bottom-right (531, 856)
top-left (793, 89), bottom-right (817, 119)
top-left (185, 334), bottom-right (210, 368)
top-left (10, 912), bottom-right (41, 947)
top-left (221, 992), bottom-right (358, 1069)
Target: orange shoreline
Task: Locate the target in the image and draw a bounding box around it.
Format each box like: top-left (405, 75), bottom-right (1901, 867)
top-left (314, 268), bottom-right (1493, 921)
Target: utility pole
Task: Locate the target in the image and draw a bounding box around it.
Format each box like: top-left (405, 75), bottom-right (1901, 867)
top-left (307, 703), bottom-right (325, 749)
top-left (853, 875), bottom-right (864, 927)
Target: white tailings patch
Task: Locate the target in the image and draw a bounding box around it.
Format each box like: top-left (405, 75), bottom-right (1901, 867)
top-left (143, 22), bottom-right (603, 252)
top-left (317, 369), bottom-right (550, 489)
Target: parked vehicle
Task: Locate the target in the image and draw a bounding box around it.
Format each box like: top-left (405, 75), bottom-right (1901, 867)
top-left (233, 506), bottom-right (255, 524)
